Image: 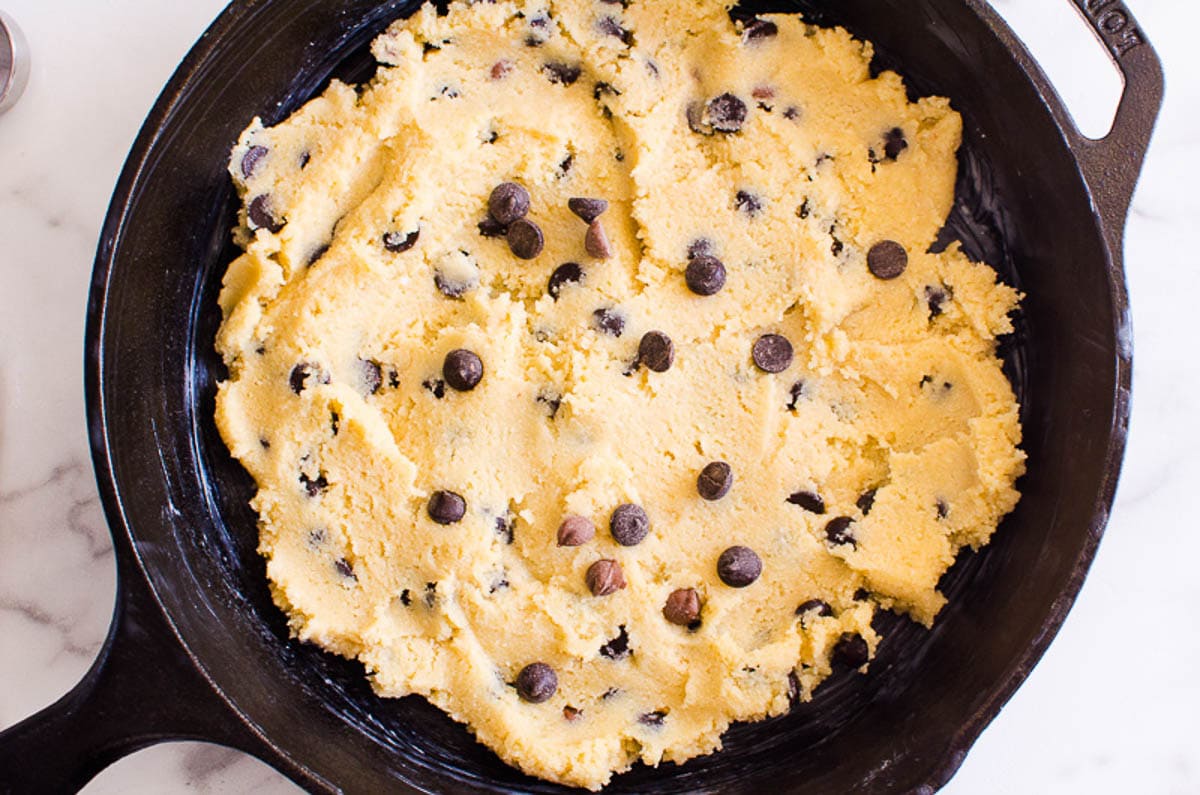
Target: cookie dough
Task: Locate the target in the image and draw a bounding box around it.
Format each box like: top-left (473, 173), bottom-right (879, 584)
top-left (215, 1), bottom-right (1025, 789)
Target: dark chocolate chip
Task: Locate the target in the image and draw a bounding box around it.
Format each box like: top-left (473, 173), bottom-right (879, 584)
top-left (592, 307), bottom-right (626, 337)
top-left (926, 285), bottom-right (951, 318)
top-left (241, 145), bottom-right (268, 179)
top-left (594, 81), bottom-right (621, 99)
top-left (423, 378), bottom-right (446, 399)
top-left (300, 472), bottom-right (329, 497)
top-left (558, 153), bottom-right (575, 177)
top-left (638, 711), bottom-right (666, 727)
top-left (717, 546), bottom-right (762, 587)
top-left (548, 262), bottom-right (584, 299)
top-left (685, 255), bottom-right (727, 296)
top-left (443, 349), bottom-right (484, 392)
top-left (477, 216), bottom-right (508, 238)
top-left (516, 662), bottom-right (558, 703)
top-left (383, 229), bottom-right (421, 253)
top-left (557, 515), bottom-right (595, 547)
top-left (697, 461), bottom-right (733, 501)
top-left (787, 671), bottom-right (801, 706)
top-left (601, 687), bottom-right (622, 700)
top-left (783, 106), bottom-right (801, 121)
top-left (832, 634), bottom-right (870, 669)
top-left (884, 127), bottom-right (908, 160)
top-left (796, 199), bottom-right (811, 219)
top-left (424, 581), bottom-right (438, 608)
top-left (586, 559), bottom-right (627, 596)
top-left (542, 61), bottom-right (582, 85)
top-left (638, 331), bottom-right (675, 373)
top-left (687, 238), bottom-right (715, 260)
top-left (537, 389), bottom-right (563, 418)
top-left (299, 151), bottom-right (311, 169)
top-left (568, 197), bottom-right (609, 223)
top-left (289, 363), bottom-right (329, 394)
top-left (867, 240), bottom-right (908, 280)
top-left (857, 489), bottom-right (878, 515)
top-left (599, 625), bottom-right (631, 659)
top-left (825, 516), bottom-right (857, 547)
top-left (248, 195), bottom-right (284, 233)
top-left (795, 599), bottom-right (833, 620)
top-left (435, 269), bottom-right (474, 299)
top-left (598, 16), bottom-right (634, 45)
top-left (706, 93), bottom-right (748, 133)
top-left (496, 514), bottom-right (515, 544)
top-left (428, 490), bottom-right (466, 525)
top-left (735, 190), bottom-right (763, 216)
top-left (743, 17), bottom-right (778, 42)
top-left (787, 491), bottom-right (826, 514)
top-left (752, 334), bottom-right (794, 373)
top-left (307, 245), bottom-right (330, 266)
top-left (563, 705), bottom-right (582, 721)
top-left (663, 588), bottom-right (701, 626)
top-left (359, 359), bottom-right (383, 394)
top-left (400, 589), bottom-right (412, 606)
top-left (585, 220), bottom-right (613, 259)
top-left (508, 218), bottom-right (545, 259)
top-left (936, 499), bottom-right (950, 519)
top-left (854, 587), bottom-right (871, 602)
top-left (260, 438), bottom-right (271, 450)
top-left (488, 182), bottom-right (531, 225)
top-left (610, 503), bottom-right (649, 546)
top-left (330, 411), bottom-right (340, 436)
top-left (489, 576), bottom-right (510, 593)
top-left (334, 558), bottom-right (356, 580)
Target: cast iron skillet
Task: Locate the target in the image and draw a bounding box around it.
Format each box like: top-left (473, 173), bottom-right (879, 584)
top-left (0, 0), bottom-right (1163, 792)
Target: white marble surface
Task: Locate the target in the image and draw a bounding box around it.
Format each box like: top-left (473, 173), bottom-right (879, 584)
top-left (0, 1), bottom-right (1195, 792)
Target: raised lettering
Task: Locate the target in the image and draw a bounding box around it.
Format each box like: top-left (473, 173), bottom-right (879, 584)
top-left (1113, 26), bottom-right (1143, 56)
top-left (1099, 10), bottom-right (1128, 33)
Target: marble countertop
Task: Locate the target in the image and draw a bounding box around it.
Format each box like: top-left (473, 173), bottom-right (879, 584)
top-left (0, 1), bottom-right (1195, 792)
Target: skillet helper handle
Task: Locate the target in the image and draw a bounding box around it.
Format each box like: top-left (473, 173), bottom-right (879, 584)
top-left (1063, 0), bottom-right (1164, 248)
top-left (0, 564), bottom-right (265, 794)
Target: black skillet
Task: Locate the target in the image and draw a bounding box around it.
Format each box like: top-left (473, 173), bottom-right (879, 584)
top-left (0, 0), bottom-right (1163, 792)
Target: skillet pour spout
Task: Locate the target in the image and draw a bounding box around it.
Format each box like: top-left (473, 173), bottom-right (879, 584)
top-left (0, 0), bottom-right (1163, 792)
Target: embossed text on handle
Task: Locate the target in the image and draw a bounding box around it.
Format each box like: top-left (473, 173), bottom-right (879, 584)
top-left (1075, 0), bottom-right (1144, 57)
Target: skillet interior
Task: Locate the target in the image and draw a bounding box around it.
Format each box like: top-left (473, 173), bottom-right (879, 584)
top-left (93, 0), bottom-right (1124, 791)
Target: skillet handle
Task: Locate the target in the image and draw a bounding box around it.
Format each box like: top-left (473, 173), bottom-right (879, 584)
top-left (1061, 0), bottom-right (1164, 249)
top-left (0, 554), bottom-right (271, 794)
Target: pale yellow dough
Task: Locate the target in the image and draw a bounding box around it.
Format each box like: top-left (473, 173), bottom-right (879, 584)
top-left (215, 1), bottom-right (1025, 789)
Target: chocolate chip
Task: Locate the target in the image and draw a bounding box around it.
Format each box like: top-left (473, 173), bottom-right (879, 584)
top-left (334, 558), bottom-right (356, 581)
top-left (685, 255), bottom-right (727, 296)
top-left (496, 514), bottom-right (515, 544)
top-left (516, 662), bottom-right (558, 703)
top-left (687, 238), bottom-right (715, 260)
top-left (557, 153), bottom-right (575, 177)
top-left (857, 489), bottom-right (878, 515)
top-left (796, 199), bottom-right (811, 219)
top-left (585, 220), bottom-right (613, 259)
top-left (443, 349), bottom-right (484, 392)
top-left (435, 271), bottom-right (475, 299)
top-left (586, 559), bottom-right (626, 596)
top-left (548, 262), bottom-right (584, 299)
top-left (537, 389), bottom-right (563, 418)
top-left (936, 499), bottom-right (950, 519)
top-left (289, 363), bottom-right (329, 394)
top-left (599, 625), bottom-right (631, 659)
top-left (557, 515), bottom-right (595, 547)
top-left (424, 581), bottom-right (438, 607)
top-left (568, 197), bottom-right (609, 223)
top-left (488, 182), bottom-right (531, 225)
top-left (787, 491), bottom-right (826, 514)
top-left (706, 93), bottom-right (748, 133)
top-left (697, 461), bottom-right (733, 501)
top-left (884, 127), bottom-right (908, 160)
top-left (795, 599), bottom-right (833, 621)
top-left (383, 229), bottom-right (420, 253)
top-left (423, 378), bottom-right (446, 399)
top-left (638, 331), bottom-right (675, 373)
top-left (299, 151), bottom-right (311, 169)
top-left (735, 190), bottom-right (763, 217)
top-left (241, 145), bottom-right (268, 178)
top-left (330, 411), bottom-right (340, 436)
top-left (542, 61), bottom-right (582, 85)
top-left (594, 81), bottom-right (620, 99)
top-left (867, 241), bottom-right (908, 280)
top-left (477, 216), bottom-right (508, 238)
top-left (743, 17), bottom-right (778, 42)
top-left (307, 245), bottom-right (330, 266)
top-left (490, 59), bottom-right (514, 80)
top-left (592, 307), bottom-right (626, 337)
top-left (752, 334), bottom-right (794, 373)
top-left (300, 472), bottom-right (329, 497)
top-left (563, 705), bottom-right (582, 721)
top-left (248, 195), bottom-right (284, 233)
top-left (399, 588), bottom-right (412, 606)
top-left (825, 516), bottom-right (856, 547)
top-left (638, 711), bottom-right (666, 727)
top-left (663, 588), bottom-right (701, 626)
top-left (601, 687), bottom-right (621, 700)
top-left (428, 491), bottom-right (466, 525)
top-left (787, 671), bottom-right (801, 706)
top-left (610, 503), bottom-right (649, 546)
top-left (783, 106), bottom-right (801, 121)
top-left (926, 285), bottom-right (951, 318)
top-left (598, 16), bottom-right (634, 45)
top-left (356, 359), bottom-right (382, 396)
top-left (508, 218), bottom-right (545, 259)
top-left (832, 634), bottom-right (870, 669)
top-left (717, 546), bottom-right (762, 587)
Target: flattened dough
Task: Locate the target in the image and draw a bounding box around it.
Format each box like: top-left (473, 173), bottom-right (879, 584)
top-left (215, 1), bottom-right (1025, 789)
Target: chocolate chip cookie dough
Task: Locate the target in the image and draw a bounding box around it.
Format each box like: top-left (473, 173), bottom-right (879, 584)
top-left (215, 1), bottom-right (1025, 788)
